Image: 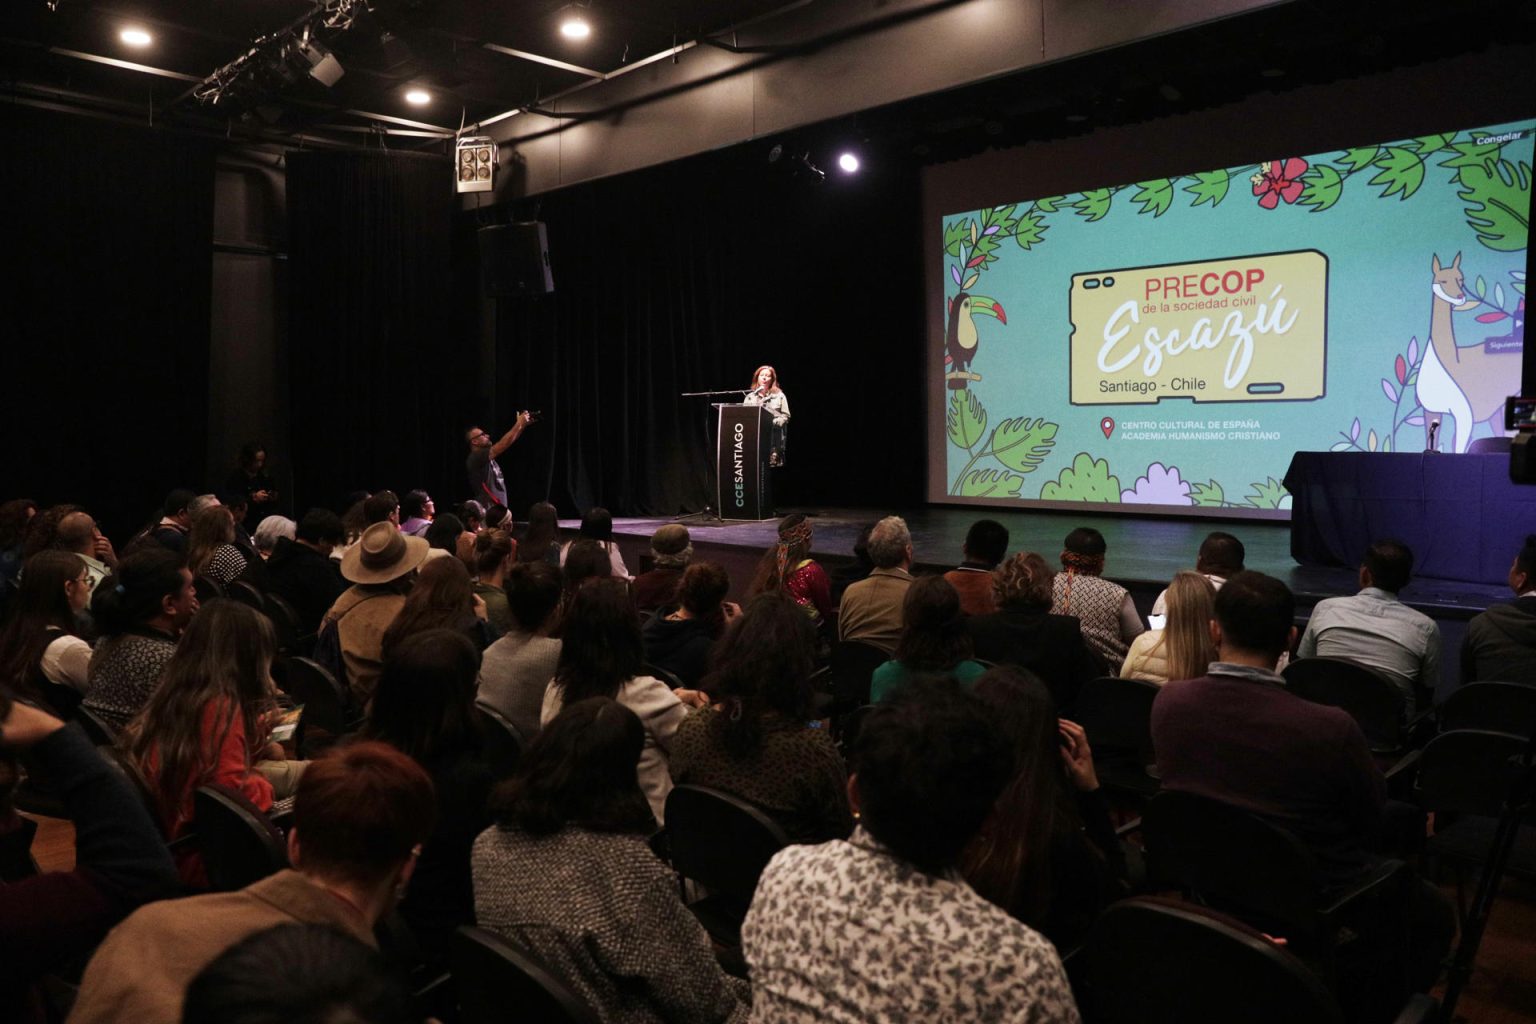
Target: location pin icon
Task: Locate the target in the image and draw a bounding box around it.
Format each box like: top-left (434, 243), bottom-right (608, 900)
top-left (1100, 416), bottom-right (1115, 439)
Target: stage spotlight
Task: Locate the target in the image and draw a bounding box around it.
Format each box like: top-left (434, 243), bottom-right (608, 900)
top-left (120, 27), bottom-right (152, 47)
top-left (405, 88), bottom-right (431, 106)
top-left (293, 36), bottom-right (344, 87)
top-left (560, 15), bottom-right (592, 39)
top-left (838, 152), bottom-right (860, 173)
top-left (455, 135), bottom-right (497, 194)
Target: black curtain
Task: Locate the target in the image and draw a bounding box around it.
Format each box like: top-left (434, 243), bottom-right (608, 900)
top-left (482, 149), bottom-right (926, 518)
top-left (286, 149), bottom-right (474, 513)
top-left (0, 105), bottom-right (215, 540)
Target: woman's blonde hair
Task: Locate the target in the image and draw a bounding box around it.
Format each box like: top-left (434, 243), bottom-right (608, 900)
top-left (185, 505), bottom-right (235, 577)
top-left (1163, 571), bottom-right (1217, 681)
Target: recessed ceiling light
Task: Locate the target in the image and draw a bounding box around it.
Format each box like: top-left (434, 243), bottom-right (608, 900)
top-left (838, 152), bottom-right (860, 174)
top-left (405, 89), bottom-right (431, 106)
top-left (560, 16), bottom-right (592, 40)
top-left (120, 27), bottom-right (152, 47)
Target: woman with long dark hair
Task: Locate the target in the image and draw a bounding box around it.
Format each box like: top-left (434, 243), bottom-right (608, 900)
top-left (641, 562), bottom-right (738, 688)
top-left (870, 575), bottom-right (987, 702)
top-left (185, 505), bottom-right (249, 585)
top-left (474, 697), bottom-right (749, 1023)
top-left (0, 550), bottom-right (94, 715)
top-left (541, 579), bottom-right (701, 824)
top-left (364, 628), bottom-right (492, 959)
top-left (558, 507), bottom-right (630, 580)
top-left (122, 599), bottom-right (295, 884)
top-left (747, 513), bottom-right (833, 633)
top-left (83, 550), bottom-right (198, 728)
top-left (517, 501), bottom-right (561, 566)
top-left (671, 593), bottom-right (852, 843)
top-left (379, 556), bottom-right (492, 658)
top-left (958, 667), bottom-right (1126, 950)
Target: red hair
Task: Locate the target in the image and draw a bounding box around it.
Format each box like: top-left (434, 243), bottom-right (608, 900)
top-left (292, 741), bottom-right (435, 885)
top-left (750, 365), bottom-right (780, 392)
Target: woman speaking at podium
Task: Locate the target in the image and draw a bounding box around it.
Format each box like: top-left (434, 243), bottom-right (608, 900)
top-left (744, 365), bottom-right (790, 467)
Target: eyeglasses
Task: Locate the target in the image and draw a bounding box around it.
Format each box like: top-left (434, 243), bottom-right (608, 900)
top-left (71, 573), bottom-right (94, 590)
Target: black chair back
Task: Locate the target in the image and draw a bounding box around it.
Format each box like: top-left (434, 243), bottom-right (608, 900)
top-left (193, 574), bottom-right (224, 604)
top-left (473, 703), bottom-right (524, 780)
top-left (664, 784), bottom-right (790, 898)
top-left (452, 926), bottom-right (601, 1024)
top-left (193, 784), bottom-right (289, 891)
top-left (263, 592), bottom-right (305, 655)
top-left (829, 640), bottom-right (891, 708)
top-left (1283, 657), bottom-right (1406, 752)
top-left (1416, 728), bottom-right (1532, 817)
top-left (74, 705), bottom-right (119, 746)
top-left (642, 662), bottom-right (685, 690)
top-left (1075, 676), bottom-right (1159, 756)
top-left (1069, 897), bottom-right (1347, 1024)
top-left (286, 656), bottom-right (348, 758)
top-left (225, 579), bottom-right (266, 611)
top-left (0, 814), bottom-right (40, 882)
top-left (1438, 683), bottom-right (1536, 741)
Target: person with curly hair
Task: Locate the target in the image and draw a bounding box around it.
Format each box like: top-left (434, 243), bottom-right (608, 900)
top-left (966, 553), bottom-right (1097, 712)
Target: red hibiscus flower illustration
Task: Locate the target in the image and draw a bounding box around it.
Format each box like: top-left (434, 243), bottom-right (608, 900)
top-left (1250, 158), bottom-right (1308, 209)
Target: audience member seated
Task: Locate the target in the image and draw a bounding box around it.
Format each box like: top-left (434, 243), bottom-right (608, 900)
top-left (322, 522), bottom-right (427, 708)
top-left (381, 555), bottom-right (494, 657)
top-left (559, 507), bottom-right (631, 580)
top-left (485, 502), bottom-right (512, 533)
top-left (186, 505), bottom-right (252, 587)
top-left (458, 499), bottom-right (487, 535)
top-left (742, 680), bottom-right (1079, 1023)
top-left (251, 515), bottom-right (296, 561)
top-left (1148, 529), bottom-right (1244, 626)
top-left (836, 515), bottom-right (915, 654)
top-left (82, 550), bottom-right (197, 728)
top-left (633, 523), bottom-right (693, 613)
top-left (1461, 533), bottom-right (1536, 685)
top-left (0, 550), bottom-right (94, 715)
top-left (942, 518), bottom-right (1009, 616)
top-left (477, 562), bottom-right (564, 741)
top-left (517, 500), bottom-right (562, 566)
top-left (966, 553), bottom-right (1097, 711)
top-left (1, 692), bottom-right (179, 1022)
top-left (959, 667), bottom-right (1126, 950)
top-left (643, 562), bottom-right (738, 689)
top-left (1297, 539), bottom-right (1441, 712)
top-left (1151, 570), bottom-right (1453, 991)
top-left (267, 508), bottom-right (346, 634)
top-left (422, 513), bottom-right (467, 563)
top-left (181, 922), bottom-right (414, 1024)
top-left (542, 579), bottom-right (702, 824)
top-left (220, 493), bottom-right (256, 550)
top-left (473, 698), bottom-right (750, 1023)
top-left (828, 521), bottom-right (876, 605)
top-left (1120, 571), bottom-right (1217, 685)
top-left (122, 600), bottom-right (303, 885)
top-left (364, 629), bottom-right (494, 960)
top-left (556, 538), bottom-right (617, 631)
top-left (137, 488), bottom-right (197, 555)
top-left (671, 593), bottom-right (853, 844)
top-left (54, 508), bottom-right (117, 601)
top-left (398, 490), bottom-right (434, 537)
top-left (364, 490), bottom-right (401, 529)
top-left (871, 575), bottom-right (988, 702)
top-left (0, 499), bottom-right (38, 611)
top-left (749, 514), bottom-right (834, 635)
top-left (1051, 527), bottom-right (1144, 667)
top-left (69, 742), bottom-right (435, 1024)
top-left (469, 529), bottom-right (515, 636)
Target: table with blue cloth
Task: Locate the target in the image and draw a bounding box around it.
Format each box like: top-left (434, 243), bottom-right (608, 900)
top-left (1284, 452), bottom-right (1536, 586)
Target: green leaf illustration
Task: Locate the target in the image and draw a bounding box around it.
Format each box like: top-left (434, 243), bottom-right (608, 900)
top-left (1335, 147), bottom-right (1379, 173)
top-left (1245, 477), bottom-right (1289, 510)
top-left (946, 390), bottom-right (988, 450)
top-left (954, 468), bottom-right (1025, 498)
top-left (1370, 147), bottom-right (1425, 200)
top-left (1414, 133), bottom-right (1453, 155)
top-left (1131, 179), bottom-right (1174, 217)
top-left (1191, 480), bottom-right (1226, 507)
top-left (1298, 165), bottom-right (1343, 212)
top-left (1458, 159), bottom-right (1531, 253)
top-left (1013, 212), bottom-right (1048, 250)
top-left (1475, 275), bottom-right (1488, 298)
top-left (989, 418), bottom-right (1058, 474)
top-left (943, 220), bottom-right (970, 258)
top-left (1440, 139), bottom-right (1502, 175)
top-left (1041, 453), bottom-right (1121, 503)
top-left (1184, 169), bottom-right (1230, 209)
top-left (1074, 188), bottom-right (1113, 222)
top-left (1032, 196), bottom-right (1062, 214)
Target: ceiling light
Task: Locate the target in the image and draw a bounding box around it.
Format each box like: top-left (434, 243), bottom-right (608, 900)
top-left (838, 152), bottom-right (860, 174)
top-left (405, 89), bottom-right (431, 106)
top-left (120, 27), bottom-right (152, 47)
top-left (560, 16), bottom-right (592, 40)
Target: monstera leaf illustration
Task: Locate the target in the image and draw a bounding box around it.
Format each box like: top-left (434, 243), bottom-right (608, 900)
top-left (989, 418), bottom-right (1057, 474)
top-left (954, 469), bottom-right (1025, 498)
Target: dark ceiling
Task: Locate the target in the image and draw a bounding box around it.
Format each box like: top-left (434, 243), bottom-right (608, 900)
top-left (0, 0), bottom-right (795, 144)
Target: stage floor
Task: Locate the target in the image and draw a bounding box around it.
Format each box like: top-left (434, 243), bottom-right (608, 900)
top-left (563, 505), bottom-right (1508, 619)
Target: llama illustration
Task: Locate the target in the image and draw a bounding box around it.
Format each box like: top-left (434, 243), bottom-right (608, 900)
top-left (1413, 253), bottom-right (1521, 453)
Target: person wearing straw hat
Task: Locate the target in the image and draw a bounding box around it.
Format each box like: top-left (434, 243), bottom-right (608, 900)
top-left (321, 522), bottom-right (430, 707)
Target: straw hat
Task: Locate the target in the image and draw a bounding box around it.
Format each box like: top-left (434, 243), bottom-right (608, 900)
top-left (341, 522), bottom-right (429, 584)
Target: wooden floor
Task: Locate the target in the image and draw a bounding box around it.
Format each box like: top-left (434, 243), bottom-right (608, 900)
top-left (21, 813), bottom-right (1536, 1022)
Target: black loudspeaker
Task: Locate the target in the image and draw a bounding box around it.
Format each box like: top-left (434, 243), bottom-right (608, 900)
top-left (1513, 433), bottom-right (1536, 484)
top-left (479, 222), bottom-right (554, 296)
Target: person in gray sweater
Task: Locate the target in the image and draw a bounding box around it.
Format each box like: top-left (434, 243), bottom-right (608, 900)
top-left (476, 561), bottom-right (563, 740)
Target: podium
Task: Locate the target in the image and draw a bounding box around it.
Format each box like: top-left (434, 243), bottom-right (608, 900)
top-left (715, 404), bottom-right (773, 521)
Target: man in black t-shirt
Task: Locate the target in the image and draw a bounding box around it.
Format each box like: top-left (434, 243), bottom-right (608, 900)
top-left (465, 413), bottom-right (532, 507)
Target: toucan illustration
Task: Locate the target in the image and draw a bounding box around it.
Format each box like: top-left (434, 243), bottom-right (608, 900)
top-left (945, 292), bottom-right (1007, 389)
